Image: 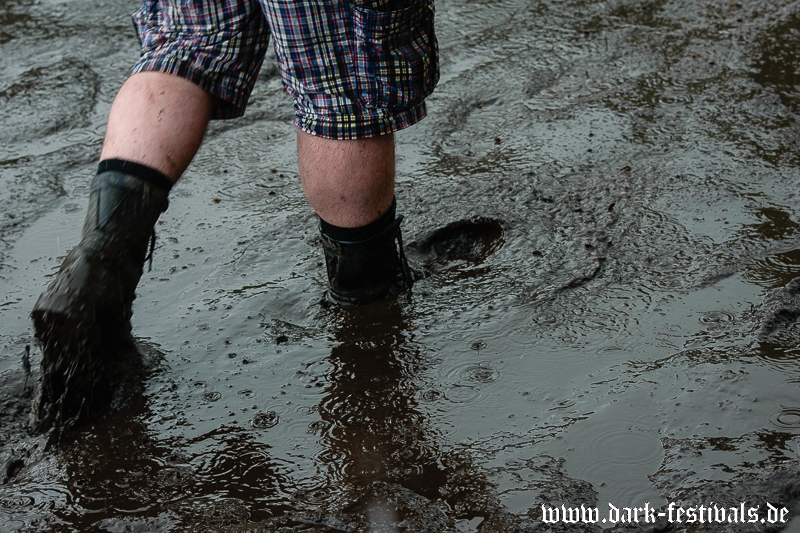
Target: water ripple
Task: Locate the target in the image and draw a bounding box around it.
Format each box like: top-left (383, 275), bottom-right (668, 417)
top-left (699, 310), bottom-right (736, 325)
top-left (251, 411), bottom-right (280, 429)
top-left (769, 407), bottom-right (800, 432)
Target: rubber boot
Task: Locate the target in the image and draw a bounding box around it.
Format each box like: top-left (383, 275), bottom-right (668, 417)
top-left (320, 215), bottom-right (414, 307)
top-left (30, 169), bottom-right (169, 435)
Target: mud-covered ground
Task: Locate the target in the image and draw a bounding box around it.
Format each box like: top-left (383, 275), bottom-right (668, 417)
top-left (2, 0), bottom-right (800, 531)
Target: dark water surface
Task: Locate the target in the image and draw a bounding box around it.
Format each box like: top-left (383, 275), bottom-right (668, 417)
top-left (2, 0), bottom-right (800, 531)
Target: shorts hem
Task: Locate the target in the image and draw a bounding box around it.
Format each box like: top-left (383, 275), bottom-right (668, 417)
top-left (295, 102), bottom-right (428, 140)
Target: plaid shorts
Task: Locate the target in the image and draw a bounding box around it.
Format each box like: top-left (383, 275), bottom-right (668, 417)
top-left (132, 0), bottom-right (438, 139)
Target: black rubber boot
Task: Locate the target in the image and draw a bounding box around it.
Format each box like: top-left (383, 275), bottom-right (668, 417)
top-left (30, 169), bottom-right (169, 435)
top-left (320, 214), bottom-right (414, 307)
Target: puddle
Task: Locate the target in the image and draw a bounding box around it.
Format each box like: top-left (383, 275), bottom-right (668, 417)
top-left (2, 0), bottom-right (800, 531)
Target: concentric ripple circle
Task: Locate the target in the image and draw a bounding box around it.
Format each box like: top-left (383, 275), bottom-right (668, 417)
top-left (769, 407), bottom-right (800, 431)
top-left (699, 310), bottom-right (735, 325)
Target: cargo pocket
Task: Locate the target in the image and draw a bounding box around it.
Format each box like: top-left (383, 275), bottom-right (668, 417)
top-left (352, 0), bottom-right (438, 110)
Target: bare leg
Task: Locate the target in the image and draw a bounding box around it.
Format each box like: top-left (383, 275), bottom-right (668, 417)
top-left (298, 131), bottom-right (395, 227)
top-left (100, 71), bottom-right (217, 182)
top-left (102, 74), bottom-right (392, 214)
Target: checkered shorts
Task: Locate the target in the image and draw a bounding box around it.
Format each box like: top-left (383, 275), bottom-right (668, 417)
top-left (132, 0), bottom-right (438, 139)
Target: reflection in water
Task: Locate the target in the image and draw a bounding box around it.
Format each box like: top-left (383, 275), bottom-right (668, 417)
top-left (751, 11), bottom-right (800, 114)
top-left (738, 206), bottom-right (800, 290)
top-left (66, 413), bottom-right (287, 529)
top-left (746, 248), bottom-right (800, 289)
top-left (320, 302), bottom-right (447, 502)
top-left (747, 208), bottom-right (800, 242)
top-left (0, 369), bottom-right (291, 531)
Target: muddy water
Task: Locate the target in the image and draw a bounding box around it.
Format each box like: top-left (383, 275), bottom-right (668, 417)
top-left (2, 0), bottom-right (800, 531)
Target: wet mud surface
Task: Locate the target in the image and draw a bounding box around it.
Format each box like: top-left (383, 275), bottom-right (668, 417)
top-left (3, 0), bottom-right (800, 531)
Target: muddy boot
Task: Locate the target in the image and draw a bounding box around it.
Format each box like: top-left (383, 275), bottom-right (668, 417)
top-left (30, 160), bottom-right (171, 435)
top-left (320, 199), bottom-right (414, 307)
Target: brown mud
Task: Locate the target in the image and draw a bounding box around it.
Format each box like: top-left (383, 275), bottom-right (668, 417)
top-left (2, 0), bottom-right (800, 531)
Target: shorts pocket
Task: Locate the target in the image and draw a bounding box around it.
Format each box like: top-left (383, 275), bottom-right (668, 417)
top-left (352, 0), bottom-right (438, 110)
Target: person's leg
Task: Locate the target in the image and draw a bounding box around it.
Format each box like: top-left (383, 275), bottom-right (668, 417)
top-left (101, 71), bottom-right (217, 182)
top-left (34, 71), bottom-right (215, 330)
top-left (30, 73), bottom-right (215, 433)
top-left (261, 0), bottom-right (438, 305)
top-left (297, 131), bottom-right (414, 306)
top-left (30, 0), bottom-right (271, 434)
top-left (298, 131), bottom-right (395, 227)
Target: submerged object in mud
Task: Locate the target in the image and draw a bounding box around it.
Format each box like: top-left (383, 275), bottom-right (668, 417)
top-left (409, 218), bottom-right (504, 265)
